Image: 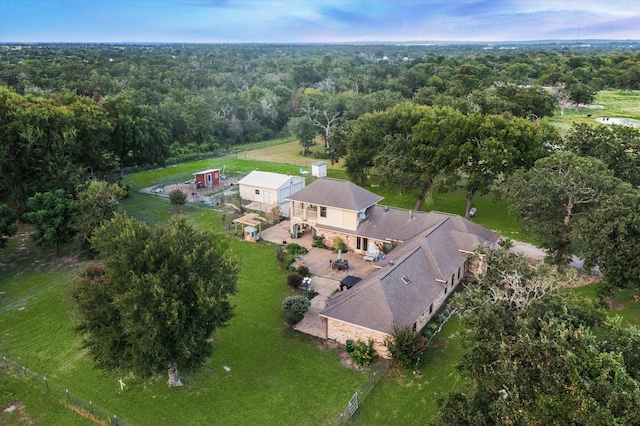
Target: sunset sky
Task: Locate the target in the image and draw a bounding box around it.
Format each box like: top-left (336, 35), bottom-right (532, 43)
top-left (1, 0), bottom-right (638, 43)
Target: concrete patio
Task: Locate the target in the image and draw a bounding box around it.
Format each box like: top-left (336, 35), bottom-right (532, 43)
top-left (261, 220), bottom-right (380, 339)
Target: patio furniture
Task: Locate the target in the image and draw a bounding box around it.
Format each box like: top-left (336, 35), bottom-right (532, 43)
top-left (332, 259), bottom-right (349, 270)
top-left (363, 246), bottom-right (380, 262)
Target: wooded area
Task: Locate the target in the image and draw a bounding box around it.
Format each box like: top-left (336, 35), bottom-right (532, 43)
top-left (1, 42), bottom-right (639, 208)
top-left (1, 42), bottom-right (639, 284)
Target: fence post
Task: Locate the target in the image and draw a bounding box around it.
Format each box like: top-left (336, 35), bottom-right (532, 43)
top-left (113, 414), bottom-right (118, 426)
top-left (44, 375), bottom-right (49, 391)
top-left (2, 356), bottom-right (7, 369)
top-left (90, 400), bottom-right (93, 414)
top-left (22, 366), bottom-right (26, 376)
top-left (66, 388), bottom-right (70, 402)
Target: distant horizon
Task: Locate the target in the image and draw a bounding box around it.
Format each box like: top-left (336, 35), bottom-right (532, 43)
top-left (1, 1), bottom-right (637, 44)
top-left (2, 38), bottom-right (638, 45)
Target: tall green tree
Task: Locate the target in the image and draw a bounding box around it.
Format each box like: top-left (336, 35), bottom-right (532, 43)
top-left (503, 152), bottom-right (625, 265)
top-left (103, 92), bottom-right (169, 175)
top-left (574, 190), bottom-right (640, 291)
top-left (71, 214), bottom-right (238, 386)
top-left (564, 123), bottom-right (640, 187)
top-left (0, 203), bottom-right (18, 248)
top-left (448, 114), bottom-right (551, 219)
top-left (386, 105), bottom-right (463, 210)
top-left (23, 189), bottom-right (76, 254)
top-left (472, 84), bottom-right (556, 119)
top-left (345, 101), bottom-right (432, 185)
top-left (0, 87), bottom-right (87, 207)
top-left (169, 189), bottom-right (187, 213)
top-left (74, 180), bottom-right (127, 250)
top-left (437, 247), bottom-right (640, 425)
top-left (287, 115), bottom-right (317, 156)
top-left (568, 81), bottom-right (596, 108)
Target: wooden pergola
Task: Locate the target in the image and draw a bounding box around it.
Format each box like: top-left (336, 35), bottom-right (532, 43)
top-left (233, 213), bottom-right (263, 240)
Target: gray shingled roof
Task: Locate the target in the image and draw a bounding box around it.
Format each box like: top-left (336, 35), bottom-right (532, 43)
top-left (320, 213), bottom-right (499, 334)
top-left (286, 177), bottom-right (383, 212)
top-left (353, 205), bottom-right (443, 242)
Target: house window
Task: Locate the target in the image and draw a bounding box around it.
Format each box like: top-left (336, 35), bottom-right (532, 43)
top-left (255, 189), bottom-right (260, 195)
top-left (444, 286), bottom-right (448, 294)
top-left (457, 267), bottom-right (461, 279)
top-left (451, 274), bottom-right (455, 287)
top-left (429, 303), bottom-right (433, 314)
top-left (320, 206), bottom-right (327, 217)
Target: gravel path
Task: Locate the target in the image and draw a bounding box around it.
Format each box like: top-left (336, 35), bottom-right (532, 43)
top-left (510, 241), bottom-right (588, 271)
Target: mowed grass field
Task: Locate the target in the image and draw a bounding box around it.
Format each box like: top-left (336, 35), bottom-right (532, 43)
top-left (547, 89), bottom-right (640, 135)
top-left (0, 219), bottom-right (368, 425)
top-left (2, 91), bottom-right (639, 425)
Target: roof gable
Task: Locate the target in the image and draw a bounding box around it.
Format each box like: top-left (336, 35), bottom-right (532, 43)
top-left (238, 171), bottom-right (303, 189)
top-left (286, 178), bottom-right (383, 211)
top-left (355, 205), bottom-right (443, 242)
top-left (321, 213), bottom-right (499, 334)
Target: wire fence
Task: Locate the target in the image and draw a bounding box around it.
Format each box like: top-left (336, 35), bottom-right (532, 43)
top-left (332, 360), bottom-right (390, 426)
top-left (232, 150), bottom-right (325, 168)
top-left (1, 354), bottom-right (134, 426)
top-left (3, 351), bottom-right (389, 426)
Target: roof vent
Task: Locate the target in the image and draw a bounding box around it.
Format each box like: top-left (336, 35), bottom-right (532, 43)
top-left (401, 275), bottom-right (411, 284)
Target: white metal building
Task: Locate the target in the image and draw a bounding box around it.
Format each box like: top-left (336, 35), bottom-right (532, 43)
top-left (238, 171), bottom-right (305, 217)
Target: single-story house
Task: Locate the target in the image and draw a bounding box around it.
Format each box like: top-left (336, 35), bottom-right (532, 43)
top-left (319, 212), bottom-right (498, 357)
top-left (193, 169), bottom-right (220, 188)
top-left (238, 171), bottom-right (305, 218)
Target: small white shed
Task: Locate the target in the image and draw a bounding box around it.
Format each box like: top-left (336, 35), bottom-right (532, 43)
top-left (238, 171), bottom-right (305, 217)
top-left (312, 161), bottom-right (327, 178)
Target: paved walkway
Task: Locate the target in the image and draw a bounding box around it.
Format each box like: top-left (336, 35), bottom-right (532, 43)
top-left (293, 276), bottom-right (336, 339)
top-left (510, 241), bottom-right (587, 271)
top-left (262, 220), bottom-right (379, 338)
top-left (260, 220), bottom-right (313, 249)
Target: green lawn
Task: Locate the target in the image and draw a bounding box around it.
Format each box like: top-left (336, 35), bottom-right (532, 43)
top-left (1, 201), bottom-right (368, 425)
top-left (1, 371), bottom-right (96, 426)
top-left (351, 317), bottom-right (468, 425)
top-left (2, 126), bottom-right (638, 425)
top-left (568, 284), bottom-right (640, 328)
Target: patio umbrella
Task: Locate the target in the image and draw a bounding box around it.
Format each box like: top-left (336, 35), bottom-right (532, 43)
top-left (337, 249), bottom-right (342, 260)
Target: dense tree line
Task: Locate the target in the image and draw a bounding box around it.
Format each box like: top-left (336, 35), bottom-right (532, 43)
top-left (438, 247), bottom-right (640, 425)
top-left (1, 43), bottom-right (638, 208)
top-left (1, 42), bottom-right (639, 289)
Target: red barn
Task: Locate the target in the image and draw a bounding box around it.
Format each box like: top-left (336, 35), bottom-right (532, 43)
top-left (193, 169), bottom-right (220, 188)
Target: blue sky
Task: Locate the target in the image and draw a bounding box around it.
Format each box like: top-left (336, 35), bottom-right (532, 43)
top-left (0, 0), bottom-right (638, 43)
